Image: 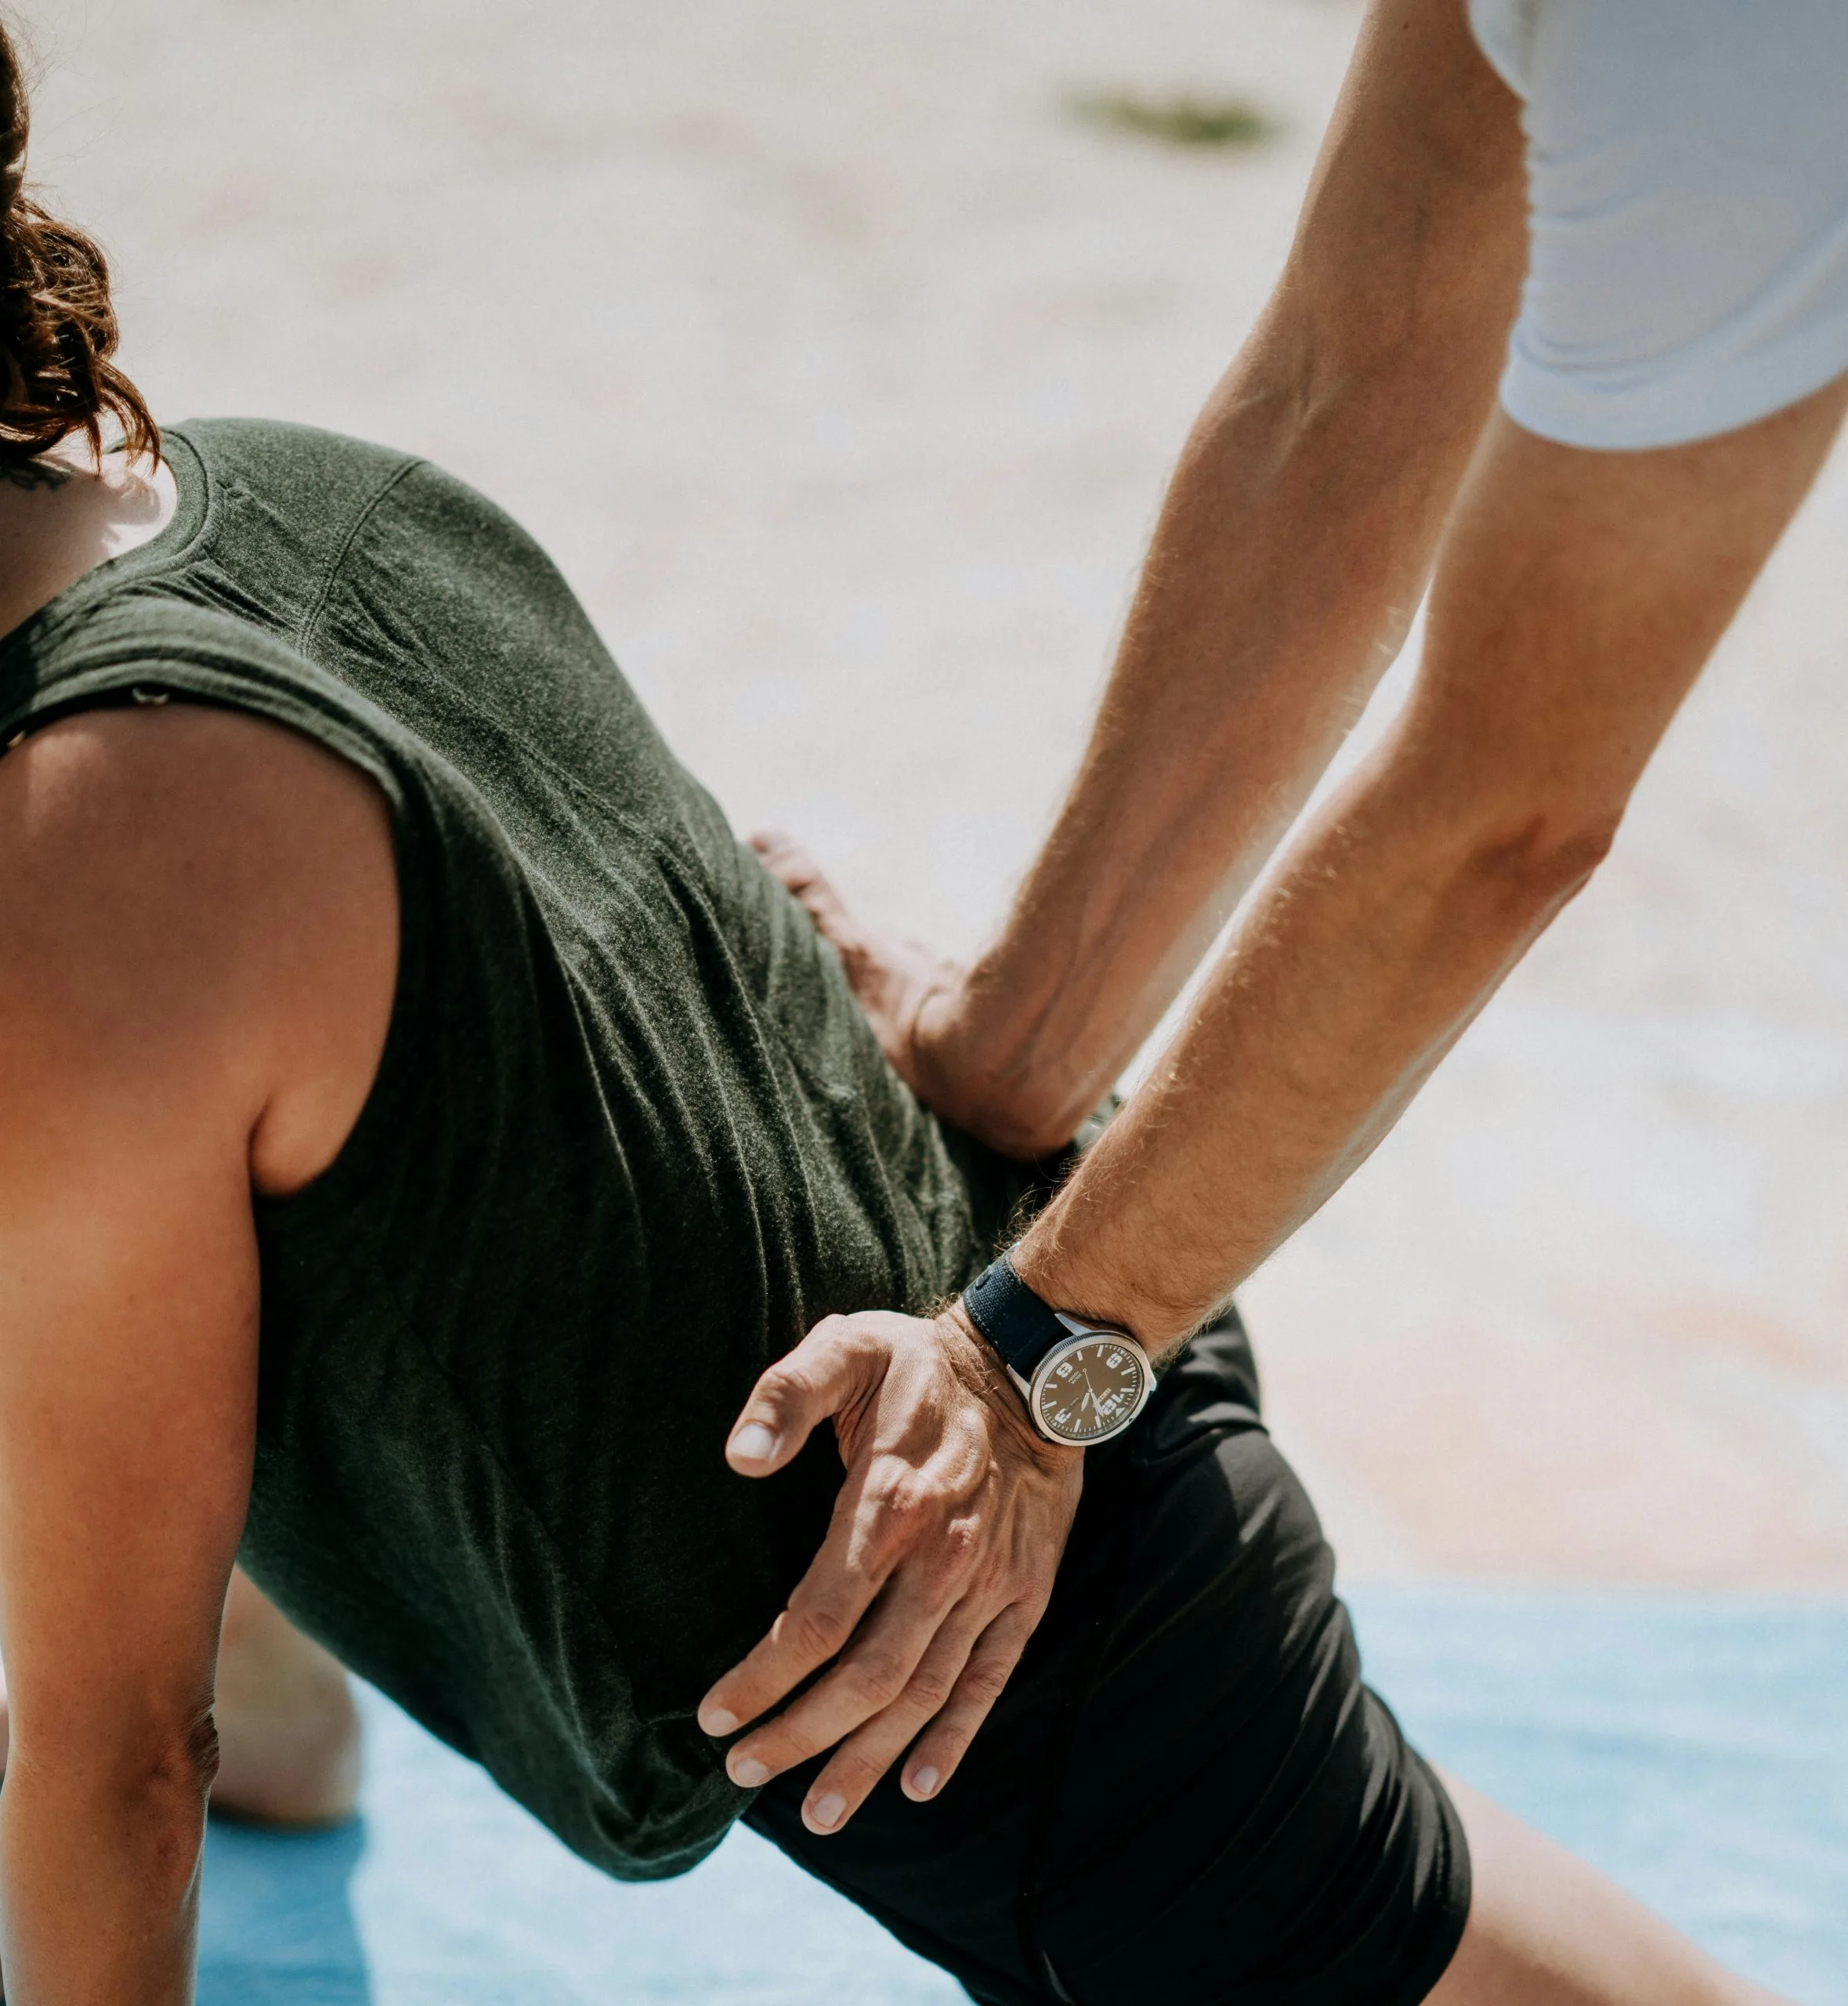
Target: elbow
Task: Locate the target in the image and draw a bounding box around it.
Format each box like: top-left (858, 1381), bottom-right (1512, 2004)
top-left (111, 1708), bottom-right (222, 1848)
top-left (0, 1707), bottom-right (217, 1917)
top-left (168, 1706), bottom-right (222, 1807)
top-left (13, 1703), bottom-right (219, 1828)
top-left (1452, 801), bottom-right (1622, 929)
top-left (114, 1711), bottom-right (220, 1897)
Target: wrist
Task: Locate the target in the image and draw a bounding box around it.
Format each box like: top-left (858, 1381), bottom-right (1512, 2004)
top-left (940, 1303), bottom-right (1083, 1471)
top-left (1009, 1219), bottom-right (1205, 1359)
top-left (957, 1254), bottom-right (1156, 1447)
top-left (915, 983), bottom-right (1097, 1161)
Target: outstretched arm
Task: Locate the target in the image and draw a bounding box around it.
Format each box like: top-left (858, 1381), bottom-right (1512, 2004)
top-left (0, 705), bottom-right (396, 2002)
top-left (714, 0), bottom-right (1848, 1831)
top-left (826, 0), bottom-right (1529, 1157)
top-left (721, 370), bottom-right (1848, 1837)
top-left (1017, 380), bottom-right (1848, 1345)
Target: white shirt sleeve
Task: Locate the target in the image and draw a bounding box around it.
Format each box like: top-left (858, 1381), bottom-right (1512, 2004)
top-left (1468, 0), bottom-right (1848, 451)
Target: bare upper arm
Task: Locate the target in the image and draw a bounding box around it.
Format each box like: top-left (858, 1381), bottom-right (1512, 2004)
top-left (1284, 7), bottom-right (1848, 849)
top-left (1401, 380), bottom-right (1848, 850)
top-left (1278, 0), bottom-right (1529, 402)
top-left (0, 704), bottom-right (396, 1765)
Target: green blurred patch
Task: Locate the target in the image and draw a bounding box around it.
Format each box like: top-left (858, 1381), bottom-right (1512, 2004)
top-left (1072, 90), bottom-right (1275, 149)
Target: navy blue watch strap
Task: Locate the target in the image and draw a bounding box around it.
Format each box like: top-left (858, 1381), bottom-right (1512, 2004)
top-left (962, 1252), bottom-right (1069, 1378)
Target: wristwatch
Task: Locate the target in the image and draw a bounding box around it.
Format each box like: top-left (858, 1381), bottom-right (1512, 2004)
top-left (961, 1252), bottom-right (1154, 1447)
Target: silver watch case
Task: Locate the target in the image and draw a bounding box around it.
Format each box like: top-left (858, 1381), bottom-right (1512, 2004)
top-left (1007, 1313), bottom-right (1155, 1447)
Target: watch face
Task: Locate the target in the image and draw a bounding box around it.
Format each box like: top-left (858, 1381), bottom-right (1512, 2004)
top-left (1031, 1334), bottom-right (1149, 1445)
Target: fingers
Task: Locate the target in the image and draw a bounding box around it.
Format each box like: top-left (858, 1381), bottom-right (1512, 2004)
top-left (748, 830), bottom-right (863, 954)
top-left (696, 1535), bottom-right (881, 1741)
top-left (702, 1303), bottom-right (1079, 1829)
top-left (798, 1595), bottom-right (1043, 1836)
top-left (898, 1600), bottom-right (1041, 1804)
top-left (718, 1547), bottom-right (970, 1784)
top-left (699, 1432), bottom-right (949, 1739)
top-left (723, 1315), bottom-right (873, 1478)
top-left (794, 1605), bottom-right (989, 1832)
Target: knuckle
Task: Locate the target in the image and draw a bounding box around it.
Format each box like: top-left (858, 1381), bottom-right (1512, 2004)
top-left (938, 1515), bottom-right (983, 1570)
top-left (844, 1648), bottom-right (911, 1711)
top-left (956, 1654), bottom-right (1013, 1708)
top-left (903, 1661), bottom-right (957, 1714)
top-left (783, 1602), bottom-right (851, 1662)
top-left (830, 1743), bottom-right (888, 1792)
top-left (756, 1363), bottom-right (808, 1410)
top-left (865, 1466), bottom-right (929, 1533)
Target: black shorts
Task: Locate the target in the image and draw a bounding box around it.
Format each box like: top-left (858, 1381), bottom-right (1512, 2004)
top-left (747, 1312), bottom-right (1470, 2006)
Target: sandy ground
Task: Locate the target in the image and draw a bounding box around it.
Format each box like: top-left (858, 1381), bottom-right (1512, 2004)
top-left (25, 0), bottom-right (1848, 1588)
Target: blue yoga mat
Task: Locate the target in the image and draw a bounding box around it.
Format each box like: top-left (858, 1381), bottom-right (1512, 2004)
top-left (196, 1588), bottom-right (1848, 2006)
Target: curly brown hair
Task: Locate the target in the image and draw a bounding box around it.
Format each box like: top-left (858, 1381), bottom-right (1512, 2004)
top-left (2, 15), bottom-right (158, 470)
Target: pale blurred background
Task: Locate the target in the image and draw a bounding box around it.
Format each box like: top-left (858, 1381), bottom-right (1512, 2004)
top-left (27, 0), bottom-right (1848, 1591)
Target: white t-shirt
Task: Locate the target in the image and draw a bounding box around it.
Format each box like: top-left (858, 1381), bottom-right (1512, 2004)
top-left (1466, 0), bottom-right (1848, 451)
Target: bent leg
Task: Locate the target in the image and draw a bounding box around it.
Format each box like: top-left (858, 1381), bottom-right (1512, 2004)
top-left (748, 1313), bottom-right (1791, 2005)
top-left (1429, 1772), bottom-right (1788, 2006)
top-left (210, 1568), bottom-right (361, 1825)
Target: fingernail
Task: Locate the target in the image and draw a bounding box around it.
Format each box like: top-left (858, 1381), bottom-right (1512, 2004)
top-left (700, 1706), bottom-right (739, 1736)
top-left (729, 1755), bottom-right (770, 1787)
top-left (910, 1766), bottom-right (938, 1798)
top-left (730, 1422), bottom-right (778, 1463)
top-left (808, 1794), bottom-right (845, 1830)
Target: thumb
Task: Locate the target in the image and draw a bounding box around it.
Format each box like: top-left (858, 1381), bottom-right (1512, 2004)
top-left (725, 1315), bottom-right (879, 1477)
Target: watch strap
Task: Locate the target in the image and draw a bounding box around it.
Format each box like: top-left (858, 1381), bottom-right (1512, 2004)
top-left (962, 1252), bottom-right (1069, 1378)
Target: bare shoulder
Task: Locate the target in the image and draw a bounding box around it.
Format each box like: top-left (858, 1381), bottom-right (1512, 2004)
top-left (0, 704), bottom-right (398, 1195)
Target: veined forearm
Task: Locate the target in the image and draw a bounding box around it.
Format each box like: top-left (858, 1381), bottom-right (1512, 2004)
top-left (1010, 730), bottom-right (1612, 1347)
top-left (922, 2), bottom-right (1529, 1158)
top-left (935, 346), bottom-right (1495, 1155)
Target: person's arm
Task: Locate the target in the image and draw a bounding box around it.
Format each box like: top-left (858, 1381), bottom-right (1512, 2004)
top-left (699, 0), bottom-right (1525, 1832)
top-left (1016, 380), bottom-right (1848, 1342)
top-left (0, 705), bottom-right (395, 2003)
top-left (0, 1024), bottom-right (256, 2005)
top-left (708, 0), bottom-right (1848, 1833)
top-left (714, 378), bottom-right (1848, 1839)
top-left (770, 0), bottom-right (1529, 1159)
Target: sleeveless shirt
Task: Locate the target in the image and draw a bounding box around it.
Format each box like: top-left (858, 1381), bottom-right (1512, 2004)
top-left (0, 420), bottom-right (1030, 1879)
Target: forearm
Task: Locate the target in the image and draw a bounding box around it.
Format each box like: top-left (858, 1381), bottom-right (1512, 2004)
top-left (1, 1759), bottom-right (208, 2004)
top-left (925, 1), bottom-right (1526, 1155)
top-left (1010, 731), bottom-right (1599, 1345)
top-left (1009, 388), bottom-right (1848, 1347)
top-left (932, 360), bottom-right (1482, 1150)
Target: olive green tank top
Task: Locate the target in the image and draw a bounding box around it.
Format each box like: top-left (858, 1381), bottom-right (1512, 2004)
top-left (0, 420), bottom-right (1031, 1879)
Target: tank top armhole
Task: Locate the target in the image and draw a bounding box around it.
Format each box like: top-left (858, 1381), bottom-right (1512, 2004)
top-left (4, 671), bottom-right (434, 1230)
top-left (244, 712), bottom-right (436, 1229)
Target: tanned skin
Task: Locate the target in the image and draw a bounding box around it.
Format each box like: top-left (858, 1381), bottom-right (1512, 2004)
top-left (699, 1), bottom-right (1836, 1999)
top-left (1, 5), bottom-right (1831, 1994)
top-left (0, 446), bottom-right (394, 2002)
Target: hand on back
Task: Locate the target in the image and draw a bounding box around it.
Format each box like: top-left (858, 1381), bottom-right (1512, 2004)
top-left (750, 831), bottom-right (1035, 1153)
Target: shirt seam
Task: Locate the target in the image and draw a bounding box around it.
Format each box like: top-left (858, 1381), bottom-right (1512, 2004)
top-left (296, 454), bottom-right (425, 654)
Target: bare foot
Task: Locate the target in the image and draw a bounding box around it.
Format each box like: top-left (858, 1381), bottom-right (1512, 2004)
top-left (210, 1570), bottom-right (362, 1825)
